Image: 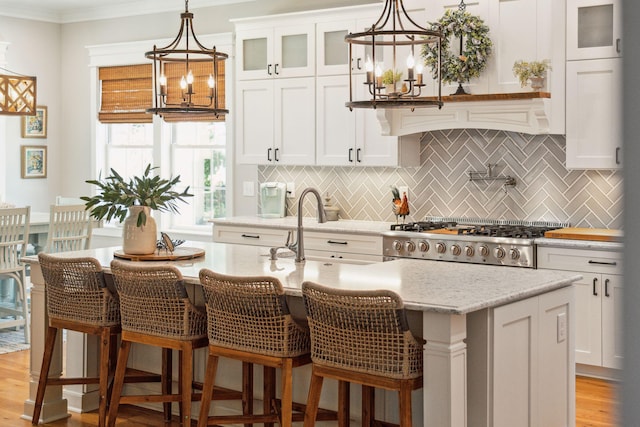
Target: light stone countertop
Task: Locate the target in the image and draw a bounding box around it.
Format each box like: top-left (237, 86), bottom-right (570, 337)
top-left (535, 237), bottom-right (624, 252)
top-left (27, 241), bottom-right (581, 315)
top-left (210, 216), bottom-right (394, 235)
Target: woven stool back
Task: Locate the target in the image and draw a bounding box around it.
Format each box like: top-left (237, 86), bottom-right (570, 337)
top-left (38, 253), bottom-right (120, 326)
top-left (199, 269), bottom-right (310, 357)
top-left (110, 260), bottom-right (206, 340)
top-left (302, 281), bottom-right (423, 380)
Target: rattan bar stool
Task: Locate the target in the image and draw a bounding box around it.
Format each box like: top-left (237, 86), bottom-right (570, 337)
top-left (32, 253), bottom-right (161, 427)
top-left (197, 269), bottom-right (337, 427)
top-left (301, 281), bottom-right (424, 427)
top-left (107, 260), bottom-right (211, 427)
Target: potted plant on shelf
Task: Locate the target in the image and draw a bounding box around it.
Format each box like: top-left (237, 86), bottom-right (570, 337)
top-left (512, 59), bottom-right (551, 91)
top-left (81, 164), bottom-right (192, 255)
top-left (381, 69), bottom-right (404, 94)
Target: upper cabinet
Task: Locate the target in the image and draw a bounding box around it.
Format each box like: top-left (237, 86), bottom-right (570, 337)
top-left (235, 24), bottom-right (315, 80)
top-left (567, 0), bottom-right (622, 60)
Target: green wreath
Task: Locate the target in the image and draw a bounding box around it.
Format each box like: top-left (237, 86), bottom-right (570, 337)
top-left (422, 8), bottom-right (492, 85)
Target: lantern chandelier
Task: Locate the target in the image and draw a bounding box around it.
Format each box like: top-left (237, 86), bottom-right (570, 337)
top-left (345, 0), bottom-right (443, 110)
top-left (145, 0), bottom-right (228, 118)
top-left (0, 67), bottom-right (37, 116)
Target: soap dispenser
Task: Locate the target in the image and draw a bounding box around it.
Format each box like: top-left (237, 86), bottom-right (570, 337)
top-left (323, 193), bottom-right (340, 221)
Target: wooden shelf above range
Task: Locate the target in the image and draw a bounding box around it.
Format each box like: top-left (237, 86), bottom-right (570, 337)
top-left (423, 91), bottom-right (551, 103)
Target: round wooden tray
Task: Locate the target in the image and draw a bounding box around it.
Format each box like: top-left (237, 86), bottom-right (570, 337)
top-left (113, 247), bottom-right (205, 261)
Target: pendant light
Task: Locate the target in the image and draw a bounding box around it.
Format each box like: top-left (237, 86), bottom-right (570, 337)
top-left (345, 0), bottom-right (443, 110)
top-left (0, 67), bottom-right (37, 116)
top-left (145, 0), bottom-right (228, 120)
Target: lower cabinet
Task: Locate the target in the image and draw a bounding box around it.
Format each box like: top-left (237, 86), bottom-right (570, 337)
top-left (468, 286), bottom-right (574, 427)
top-left (538, 246), bottom-right (623, 371)
top-left (212, 224), bottom-right (291, 247)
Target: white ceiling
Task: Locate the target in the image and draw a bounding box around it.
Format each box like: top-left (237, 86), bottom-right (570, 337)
top-left (0, 0), bottom-right (253, 23)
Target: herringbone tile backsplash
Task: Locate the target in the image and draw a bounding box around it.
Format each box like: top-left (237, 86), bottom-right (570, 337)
top-left (259, 129), bottom-right (622, 229)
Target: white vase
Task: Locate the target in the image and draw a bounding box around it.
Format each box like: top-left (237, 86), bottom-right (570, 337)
top-left (529, 76), bottom-right (545, 91)
top-left (122, 206), bottom-right (157, 255)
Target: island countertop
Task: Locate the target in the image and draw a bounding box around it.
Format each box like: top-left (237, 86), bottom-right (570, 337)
top-left (26, 241), bottom-right (581, 315)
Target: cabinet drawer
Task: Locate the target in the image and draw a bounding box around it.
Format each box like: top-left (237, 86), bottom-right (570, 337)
top-left (213, 225), bottom-right (291, 247)
top-left (303, 231), bottom-right (382, 256)
top-left (537, 246), bottom-right (622, 274)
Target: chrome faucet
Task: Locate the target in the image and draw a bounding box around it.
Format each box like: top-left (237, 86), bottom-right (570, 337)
top-left (288, 187), bottom-right (327, 262)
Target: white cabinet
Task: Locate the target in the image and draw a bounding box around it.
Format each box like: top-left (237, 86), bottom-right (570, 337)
top-left (235, 25), bottom-right (315, 80)
top-left (316, 75), bottom-right (420, 166)
top-left (303, 231), bottom-right (382, 262)
top-left (567, 0), bottom-right (622, 60)
top-left (537, 246), bottom-right (623, 370)
top-left (236, 78), bottom-right (316, 165)
top-left (213, 224), bottom-right (292, 247)
top-left (565, 58), bottom-right (622, 169)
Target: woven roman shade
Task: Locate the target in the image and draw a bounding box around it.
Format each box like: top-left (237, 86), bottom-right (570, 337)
top-left (98, 64), bottom-right (153, 124)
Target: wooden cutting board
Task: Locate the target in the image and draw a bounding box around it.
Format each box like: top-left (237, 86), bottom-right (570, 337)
top-left (113, 247), bottom-right (205, 261)
top-left (544, 227), bottom-right (623, 242)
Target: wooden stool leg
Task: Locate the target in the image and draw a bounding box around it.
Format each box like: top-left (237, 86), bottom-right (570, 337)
top-left (398, 381), bottom-right (412, 427)
top-left (162, 348), bottom-right (173, 421)
top-left (263, 366), bottom-right (276, 427)
top-left (338, 380), bottom-right (350, 427)
top-left (180, 346), bottom-right (193, 426)
top-left (242, 361), bottom-right (253, 427)
top-left (197, 350), bottom-right (219, 427)
top-left (98, 328), bottom-right (111, 427)
top-left (361, 385), bottom-right (375, 427)
top-left (303, 369), bottom-right (324, 427)
top-left (32, 326), bottom-right (58, 425)
top-left (107, 340), bottom-right (132, 427)
top-left (280, 359), bottom-right (293, 427)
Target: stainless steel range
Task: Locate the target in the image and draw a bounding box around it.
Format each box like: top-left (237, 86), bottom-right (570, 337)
top-left (382, 217), bottom-right (569, 268)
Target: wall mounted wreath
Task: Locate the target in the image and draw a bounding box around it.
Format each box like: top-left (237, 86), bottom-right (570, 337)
top-left (422, 8), bottom-right (493, 86)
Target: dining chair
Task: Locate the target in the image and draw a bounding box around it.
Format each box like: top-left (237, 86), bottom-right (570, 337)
top-left (301, 281), bottom-right (424, 427)
top-left (107, 260), bottom-right (211, 427)
top-left (44, 204), bottom-right (92, 253)
top-left (0, 206), bottom-right (31, 343)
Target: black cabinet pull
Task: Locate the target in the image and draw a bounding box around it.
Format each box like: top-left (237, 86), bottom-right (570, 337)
top-left (616, 147), bottom-right (621, 165)
top-left (327, 240), bottom-right (348, 245)
top-left (267, 148), bottom-right (272, 161)
top-left (274, 148), bottom-right (279, 162)
top-left (356, 148), bottom-right (362, 163)
top-left (605, 278), bottom-right (610, 297)
top-left (348, 148), bottom-right (354, 162)
top-left (588, 260), bottom-right (617, 266)
top-left (356, 58), bottom-right (362, 70)
top-left (274, 64), bottom-right (279, 75)
top-left (267, 64), bottom-right (272, 75)
top-left (241, 234), bottom-right (260, 239)
top-left (593, 278), bottom-right (598, 296)
top-left (616, 38), bottom-right (621, 54)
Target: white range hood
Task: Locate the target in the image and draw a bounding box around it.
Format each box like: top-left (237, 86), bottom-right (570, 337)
top-left (377, 93), bottom-right (556, 136)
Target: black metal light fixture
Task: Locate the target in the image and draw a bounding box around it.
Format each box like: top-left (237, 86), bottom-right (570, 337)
top-left (0, 67), bottom-right (37, 116)
top-left (345, 0), bottom-right (443, 110)
top-left (145, 0), bottom-right (228, 119)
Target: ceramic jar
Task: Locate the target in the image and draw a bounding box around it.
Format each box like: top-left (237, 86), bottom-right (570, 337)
top-left (122, 206), bottom-right (157, 254)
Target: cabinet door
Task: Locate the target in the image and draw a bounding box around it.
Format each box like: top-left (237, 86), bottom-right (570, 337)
top-left (274, 24), bottom-right (315, 78)
top-left (316, 20), bottom-right (353, 76)
top-left (567, 0), bottom-right (622, 60)
top-left (274, 78), bottom-right (316, 165)
top-left (572, 273), bottom-right (603, 365)
top-left (566, 58), bottom-right (622, 169)
top-left (236, 80), bottom-right (274, 164)
top-left (236, 28), bottom-right (274, 80)
top-left (316, 75), bottom-right (356, 166)
top-left (602, 274), bottom-right (623, 369)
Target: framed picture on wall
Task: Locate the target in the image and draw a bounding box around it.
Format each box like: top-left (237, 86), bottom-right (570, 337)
top-left (21, 105), bottom-right (47, 138)
top-left (21, 145), bottom-right (47, 179)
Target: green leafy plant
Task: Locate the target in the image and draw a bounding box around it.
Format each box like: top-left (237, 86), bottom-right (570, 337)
top-left (81, 164), bottom-right (193, 227)
top-left (381, 69), bottom-right (403, 85)
top-left (512, 59), bottom-right (551, 87)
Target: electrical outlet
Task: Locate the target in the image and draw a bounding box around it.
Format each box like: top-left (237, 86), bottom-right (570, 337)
top-left (242, 181), bottom-right (254, 197)
top-left (557, 312), bottom-right (567, 343)
top-left (286, 182), bottom-right (296, 199)
top-left (398, 186), bottom-right (409, 200)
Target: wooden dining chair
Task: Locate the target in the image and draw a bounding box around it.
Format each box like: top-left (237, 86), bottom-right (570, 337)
top-left (301, 281), bottom-right (424, 427)
top-left (0, 206), bottom-right (31, 343)
top-left (44, 204), bottom-right (92, 253)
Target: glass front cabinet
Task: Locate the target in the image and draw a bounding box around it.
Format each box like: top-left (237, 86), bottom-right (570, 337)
top-left (567, 0), bottom-right (622, 60)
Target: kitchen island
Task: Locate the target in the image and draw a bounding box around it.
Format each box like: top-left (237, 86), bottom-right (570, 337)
top-left (22, 241), bottom-right (581, 427)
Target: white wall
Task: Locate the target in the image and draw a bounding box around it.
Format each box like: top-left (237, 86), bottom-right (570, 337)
top-left (0, 0), bottom-right (378, 214)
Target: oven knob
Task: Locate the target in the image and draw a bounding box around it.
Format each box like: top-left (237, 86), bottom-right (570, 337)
top-left (405, 241), bottom-right (416, 252)
top-left (479, 245), bottom-right (490, 257)
top-left (419, 241), bottom-right (429, 252)
top-left (393, 240), bottom-right (402, 251)
top-left (509, 248), bottom-right (520, 260)
top-left (450, 244), bottom-right (461, 256)
top-left (465, 245), bottom-right (475, 257)
top-left (494, 247), bottom-right (506, 259)
top-left (436, 242), bottom-right (446, 254)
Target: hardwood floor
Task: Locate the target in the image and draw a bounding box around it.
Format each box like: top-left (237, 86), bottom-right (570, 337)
top-left (0, 349), bottom-right (620, 426)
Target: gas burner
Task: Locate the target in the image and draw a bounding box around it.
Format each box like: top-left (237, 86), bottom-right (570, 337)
top-left (390, 221), bottom-right (457, 232)
top-left (457, 224), bottom-right (555, 239)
